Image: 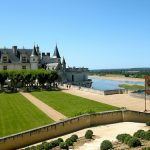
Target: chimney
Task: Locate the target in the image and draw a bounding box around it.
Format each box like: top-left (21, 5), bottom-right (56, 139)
top-left (42, 53), bottom-right (45, 56)
top-left (12, 46), bottom-right (17, 54)
top-left (47, 53), bottom-right (50, 56)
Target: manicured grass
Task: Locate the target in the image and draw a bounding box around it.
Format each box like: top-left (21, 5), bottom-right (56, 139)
top-left (0, 92), bottom-right (53, 137)
top-left (32, 91), bottom-right (119, 117)
top-left (119, 84), bottom-right (144, 91)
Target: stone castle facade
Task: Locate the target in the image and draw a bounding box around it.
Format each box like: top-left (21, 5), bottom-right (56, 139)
top-left (0, 45), bottom-right (91, 86)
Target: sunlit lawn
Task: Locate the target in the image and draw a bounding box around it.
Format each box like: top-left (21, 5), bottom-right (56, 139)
top-left (32, 91), bottom-right (119, 117)
top-left (0, 92), bottom-right (53, 137)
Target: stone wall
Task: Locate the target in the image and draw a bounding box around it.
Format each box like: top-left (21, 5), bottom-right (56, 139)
top-left (0, 110), bottom-right (150, 150)
top-left (63, 84), bottom-right (127, 95)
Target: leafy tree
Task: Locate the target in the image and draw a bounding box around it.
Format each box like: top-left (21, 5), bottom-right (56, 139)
top-left (0, 71), bottom-right (8, 91)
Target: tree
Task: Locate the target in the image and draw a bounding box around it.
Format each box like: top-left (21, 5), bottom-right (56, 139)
top-left (0, 71), bottom-right (8, 91)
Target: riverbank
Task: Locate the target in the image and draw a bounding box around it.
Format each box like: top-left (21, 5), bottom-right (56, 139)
top-left (89, 75), bottom-right (144, 82)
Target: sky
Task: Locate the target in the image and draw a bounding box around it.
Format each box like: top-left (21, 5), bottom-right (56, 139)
top-left (0, 0), bottom-right (150, 69)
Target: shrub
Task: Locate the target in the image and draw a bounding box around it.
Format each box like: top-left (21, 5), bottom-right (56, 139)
top-left (57, 138), bottom-right (64, 144)
top-left (134, 129), bottom-right (146, 139)
top-left (65, 138), bottom-right (73, 146)
top-left (146, 121), bottom-right (150, 126)
top-left (145, 131), bottom-right (150, 140)
top-left (36, 144), bottom-right (44, 150)
top-left (42, 142), bottom-right (50, 150)
top-left (124, 135), bottom-right (132, 144)
top-left (59, 142), bottom-right (69, 149)
top-left (49, 140), bottom-right (60, 148)
top-left (100, 140), bottom-right (113, 150)
top-left (116, 133), bottom-right (131, 143)
top-left (85, 130), bottom-right (93, 139)
top-left (70, 134), bottom-right (78, 142)
top-left (127, 137), bottom-right (141, 148)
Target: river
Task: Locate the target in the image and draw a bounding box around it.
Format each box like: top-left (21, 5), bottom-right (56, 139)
top-left (89, 78), bottom-right (144, 91)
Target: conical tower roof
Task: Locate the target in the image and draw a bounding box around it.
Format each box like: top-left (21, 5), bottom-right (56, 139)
top-left (53, 44), bottom-right (61, 58)
top-left (62, 57), bottom-right (66, 64)
top-left (31, 45), bottom-right (38, 56)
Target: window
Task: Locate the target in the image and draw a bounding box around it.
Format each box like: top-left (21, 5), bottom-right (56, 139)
top-left (3, 56), bottom-right (7, 62)
top-left (22, 57), bottom-right (27, 62)
top-left (22, 66), bottom-right (26, 69)
top-left (3, 66), bottom-right (7, 70)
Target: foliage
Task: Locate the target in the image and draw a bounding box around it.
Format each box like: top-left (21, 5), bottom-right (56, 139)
top-left (100, 140), bottom-right (113, 150)
top-left (65, 138), bottom-right (73, 146)
top-left (146, 121), bottom-right (150, 126)
top-left (124, 135), bottom-right (132, 144)
top-left (59, 142), bottom-right (68, 149)
top-left (0, 69), bottom-right (59, 92)
top-left (119, 84), bottom-right (144, 91)
top-left (116, 133), bottom-right (131, 143)
top-left (85, 130), bottom-right (93, 139)
top-left (127, 137), bottom-right (141, 148)
top-left (0, 92), bottom-right (52, 137)
top-left (57, 138), bottom-right (64, 144)
top-left (31, 91), bottom-right (119, 117)
top-left (145, 131), bottom-right (150, 140)
top-left (70, 134), bottom-right (78, 142)
top-left (133, 130), bottom-right (146, 139)
top-left (89, 68), bottom-right (150, 79)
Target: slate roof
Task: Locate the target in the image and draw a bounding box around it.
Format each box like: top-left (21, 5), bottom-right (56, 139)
top-left (53, 45), bottom-right (61, 58)
top-left (0, 48), bottom-right (32, 63)
top-left (31, 46), bottom-right (38, 56)
top-left (62, 57), bottom-right (66, 64)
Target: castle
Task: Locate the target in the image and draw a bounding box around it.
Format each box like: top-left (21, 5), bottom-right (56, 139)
top-left (0, 45), bottom-right (91, 86)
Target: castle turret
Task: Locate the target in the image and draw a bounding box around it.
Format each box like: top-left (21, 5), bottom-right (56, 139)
top-left (62, 57), bottom-right (66, 70)
top-left (53, 44), bottom-right (60, 58)
top-left (30, 45), bottom-right (39, 69)
top-left (52, 44), bottom-right (61, 63)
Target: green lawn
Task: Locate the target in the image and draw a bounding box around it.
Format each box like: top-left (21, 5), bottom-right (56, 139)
top-left (32, 91), bottom-right (119, 117)
top-left (0, 92), bottom-right (53, 137)
top-left (119, 84), bottom-right (144, 91)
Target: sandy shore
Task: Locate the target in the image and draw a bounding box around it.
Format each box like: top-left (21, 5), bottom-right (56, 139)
top-left (89, 75), bottom-right (144, 82)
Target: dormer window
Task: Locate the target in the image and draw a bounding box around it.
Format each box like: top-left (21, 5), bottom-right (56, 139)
top-left (22, 56), bottom-right (27, 63)
top-left (2, 56), bottom-right (8, 62)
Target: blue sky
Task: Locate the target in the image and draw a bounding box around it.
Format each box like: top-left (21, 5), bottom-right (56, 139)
top-left (0, 0), bottom-right (150, 69)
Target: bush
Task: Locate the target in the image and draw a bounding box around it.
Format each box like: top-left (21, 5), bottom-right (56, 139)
top-left (146, 121), bottom-right (150, 126)
top-left (70, 134), bottom-right (78, 142)
top-left (49, 140), bottom-right (60, 148)
top-left (124, 135), bottom-right (132, 144)
top-left (57, 138), bottom-right (64, 144)
top-left (127, 137), bottom-right (141, 148)
top-left (145, 131), bottom-right (150, 140)
top-left (59, 142), bottom-right (68, 149)
top-left (42, 142), bottom-right (50, 150)
top-left (116, 133), bottom-right (131, 143)
top-left (85, 130), bottom-right (93, 139)
top-left (65, 138), bottom-right (73, 146)
top-left (100, 140), bottom-right (113, 150)
top-left (134, 129), bottom-right (146, 139)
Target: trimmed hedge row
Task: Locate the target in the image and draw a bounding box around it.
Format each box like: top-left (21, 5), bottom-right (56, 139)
top-left (100, 140), bottom-right (112, 150)
top-left (134, 129), bottom-right (150, 140)
top-left (116, 133), bottom-right (141, 148)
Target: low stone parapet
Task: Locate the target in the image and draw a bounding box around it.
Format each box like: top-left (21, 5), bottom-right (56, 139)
top-left (0, 110), bottom-right (150, 150)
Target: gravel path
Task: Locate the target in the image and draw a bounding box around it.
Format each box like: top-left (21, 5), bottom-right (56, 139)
top-left (20, 92), bottom-right (67, 121)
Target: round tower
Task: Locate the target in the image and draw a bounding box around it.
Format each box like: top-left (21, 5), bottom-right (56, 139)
top-left (30, 45), bottom-right (39, 69)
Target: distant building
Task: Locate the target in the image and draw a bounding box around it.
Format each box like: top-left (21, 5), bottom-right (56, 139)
top-left (0, 44), bottom-right (91, 87)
